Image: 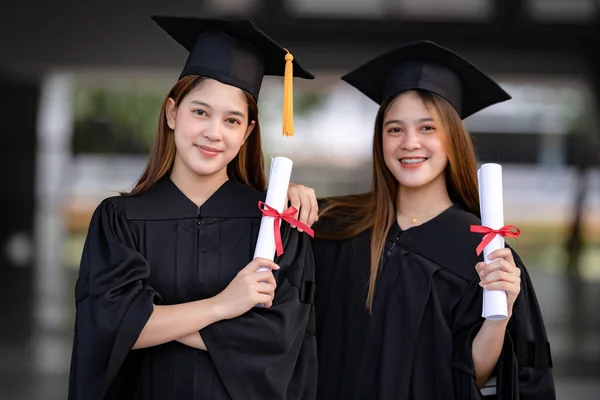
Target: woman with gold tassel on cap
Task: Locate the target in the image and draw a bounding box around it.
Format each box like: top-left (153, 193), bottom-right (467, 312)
top-left (68, 16), bottom-right (317, 400)
top-left (289, 41), bottom-right (555, 399)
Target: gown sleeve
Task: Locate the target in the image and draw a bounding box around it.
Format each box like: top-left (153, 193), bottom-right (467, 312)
top-left (68, 198), bottom-right (161, 400)
top-left (451, 248), bottom-right (556, 400)
top-left (200, 224), bottom-right (317, 400)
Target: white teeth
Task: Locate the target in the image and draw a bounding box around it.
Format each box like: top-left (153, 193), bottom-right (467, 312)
top-left (400, 158), bottom-right (427, 164)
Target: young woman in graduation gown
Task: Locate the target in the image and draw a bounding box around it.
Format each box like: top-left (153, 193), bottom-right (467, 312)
top-left (289, 41), bottom-right (555, 399)
top-left (67, 16), bottom-right (318, 400)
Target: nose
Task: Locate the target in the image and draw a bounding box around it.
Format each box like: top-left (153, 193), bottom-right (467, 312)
top-left (400, 129), bottom-right (421, 151)
top-left (203, 118), bottom-right (223, 142)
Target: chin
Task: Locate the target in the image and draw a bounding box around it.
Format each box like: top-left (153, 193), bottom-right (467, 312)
top-left (191, 165), bottom-right (227, 177)
top-left (397, 180), bottom-right (432, 190)
top-left (396, 170), bottom-right (447, 191)
top-left (182, 158), bottom-right (225, 177)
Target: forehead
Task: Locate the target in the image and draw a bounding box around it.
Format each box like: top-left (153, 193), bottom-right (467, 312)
top-left (385, 91), bottom-right (432, 120)
top-left (185, 78), bottom-right (248, 109)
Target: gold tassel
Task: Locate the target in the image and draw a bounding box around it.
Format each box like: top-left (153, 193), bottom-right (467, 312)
top-left (282, 49), bottom-right (294, 137)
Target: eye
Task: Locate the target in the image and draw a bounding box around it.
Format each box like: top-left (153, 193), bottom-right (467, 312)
top-left (193, 109), bottom-right (206, 116)
top-left (387, 127), bottom-right (402, 134)
top-left (421, 125), bottom-right (435, 132)
top-left (227, 118), bottom-right (241, 125)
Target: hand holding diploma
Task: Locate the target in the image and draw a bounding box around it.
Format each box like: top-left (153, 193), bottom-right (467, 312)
top-left (253, 157), bottom-right (314, 306)
top-left (471, 163), bottom-right (522, 320)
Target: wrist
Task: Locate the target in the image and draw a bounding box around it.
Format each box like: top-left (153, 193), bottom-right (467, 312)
top-left (202, 296), bottom-right (226, 322)
top-left (482, 315), bottom-right (510, 331)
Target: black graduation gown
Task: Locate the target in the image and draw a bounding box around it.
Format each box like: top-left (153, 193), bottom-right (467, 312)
top-left (313, 204), bottom-right (555, 400)
top-left (68, 177), bottom-right (317, 400)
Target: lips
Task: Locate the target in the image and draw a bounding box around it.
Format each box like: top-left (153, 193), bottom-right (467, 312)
top-left (195, 144), bottom-right (222, 158)
top-left (196, 145), bottom-right (221, 153)
top-left (399, 157), bottom-right (428, 164)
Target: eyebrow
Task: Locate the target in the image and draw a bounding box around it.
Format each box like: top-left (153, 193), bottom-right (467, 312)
top-left (384, 117), bottom-right (434, 126)
top-left (190, 100), bottom-right (246, 118)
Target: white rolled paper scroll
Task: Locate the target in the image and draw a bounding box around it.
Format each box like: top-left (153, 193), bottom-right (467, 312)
top-left (254, 156), bottom-right (294, 267)
top-left (478, 163), bottom-right (508, 320)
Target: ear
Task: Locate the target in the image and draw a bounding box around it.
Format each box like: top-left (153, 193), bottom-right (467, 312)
top-left (166, 98), bottom-right (177, 130)
top-left (242, 120), bottom-right (256, 144)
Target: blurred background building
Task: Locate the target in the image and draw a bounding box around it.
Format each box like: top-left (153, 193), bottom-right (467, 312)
top-left (0, 0), bottom-right (598, 398)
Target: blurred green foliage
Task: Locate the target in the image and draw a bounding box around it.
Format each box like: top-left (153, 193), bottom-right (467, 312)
top-left (72, 82), bottom-right (166, 154)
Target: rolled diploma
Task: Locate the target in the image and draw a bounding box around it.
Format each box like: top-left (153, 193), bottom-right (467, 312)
top-left (478, 163), bottom-right (508, 320)
top-left (254, 156), bottom-right (294, 267)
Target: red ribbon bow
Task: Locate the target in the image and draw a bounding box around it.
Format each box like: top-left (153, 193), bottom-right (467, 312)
top-left (470, 225), bottom-right (521, 256)
top-left (258, 201), bottom-right (315, 256)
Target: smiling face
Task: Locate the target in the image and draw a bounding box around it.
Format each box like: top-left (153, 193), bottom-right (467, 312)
top-left (381, 90), bottom-right (448, 191)
top-left (166, 78), bottom-right (256, 181)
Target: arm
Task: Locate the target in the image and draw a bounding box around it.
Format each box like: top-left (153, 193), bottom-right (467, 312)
top-left (200, 227), bottom-right (317, 400)
top-left (471, 317), bottom-right (509, 388)
top-left (176, 332), bottom-right (207, 351)
top-left (134, 258), bottom-right (280, 350)
top-left (472, 248), bottom-right (520, 388)
top-left (69, 199), bottom-right (279, 400)
top-left (133, 300), bottom-right (217, 349)
top-left (452, 248), bottom-right (555, 399)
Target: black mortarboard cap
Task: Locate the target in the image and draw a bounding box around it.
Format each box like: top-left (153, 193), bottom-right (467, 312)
top-left (152, 15), bottom-right (315, 136)
top-left (341, 40), bottom-right (511, 119)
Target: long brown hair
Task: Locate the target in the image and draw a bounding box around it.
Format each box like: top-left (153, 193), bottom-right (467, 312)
top-left (318, 90), bottom-right (480, 311)
top-left (123, 75), bottom-right (266, 196)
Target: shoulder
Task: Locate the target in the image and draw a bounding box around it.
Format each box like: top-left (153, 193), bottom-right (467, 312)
top-left (202, 180), bottom-right (266, 218)
top-left (401, 205), bottom-right (483, 281)
top-left (90, 195), bottom-right (128, 220)
top-left (98, 193), bottom-right (153, 221)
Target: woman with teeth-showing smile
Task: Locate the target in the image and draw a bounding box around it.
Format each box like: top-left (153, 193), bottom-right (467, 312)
top-left (288, 41), bottom-right (555, 399)
top-left (382, 90), bottom-right (449, 199)
top-left (68, 16), bottom-right (319, 400)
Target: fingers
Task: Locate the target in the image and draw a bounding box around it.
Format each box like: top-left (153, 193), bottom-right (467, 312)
top-left (478, 269), bottom-right (521, 287)
top-left (288, 191), bottom-right (301, 226)
top-left (287, 184), bottom-right (319, 231)
top-left (254, 271), bottom-right (277, 286)
top-left (256, 281), bottom-right (276, 295)
top-left (476, 259), bottom-right (520, 278)
top-left (480, 280), bottom-right (521, 293)
top-left (297, 199), bottom-right (310, 233)
top-left (256, 281), bottom-right (276, 307)
top-left (476, 258), bottom-right (522, 295)
top-left (245, 258), bottom-right (279, 273)
top-left (308, 188), bottom-right (319, 226)
top-left (488, 248), bottom-right (515, 264)
top-left (257, 294), bottom-right (274, 308)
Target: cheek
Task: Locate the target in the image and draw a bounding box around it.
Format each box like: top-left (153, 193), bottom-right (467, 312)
top-left (173, 115), bottom-right (195, 142)
top-left (433, 141), bottom-right (449, 163)
top-left (224, 126), bottom-right (249, 148)
top-left (382, 135), bottom-right (399, 160)
top-left (381, 136), bottom-right (400, 173)
top-left (424, 135), bottom-right (447, 157)
top-left (431, 142), bottom-right (449, 173)
top-left (173, 128), bottom-right (185, 148)
top-left (381, 136), bottom-right (402, 168)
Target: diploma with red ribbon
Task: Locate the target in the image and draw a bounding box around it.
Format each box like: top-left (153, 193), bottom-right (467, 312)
top-left (253, 156), bottom-right (314, 268)
top-left (470, 225), bottom-right (521, 257)
top-left (476, 163), bottom-right (513, 320)
top-left (258, 201), bottom-right (314, 256)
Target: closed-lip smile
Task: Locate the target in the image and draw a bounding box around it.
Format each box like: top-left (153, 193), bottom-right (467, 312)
top-left (195, 144), bottom-right (222, 157)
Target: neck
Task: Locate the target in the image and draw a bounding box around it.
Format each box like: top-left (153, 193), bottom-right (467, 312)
top-left (396, 174), bottom-right (453, 220)
top-left (170, 157), bottom-right (228, 207)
